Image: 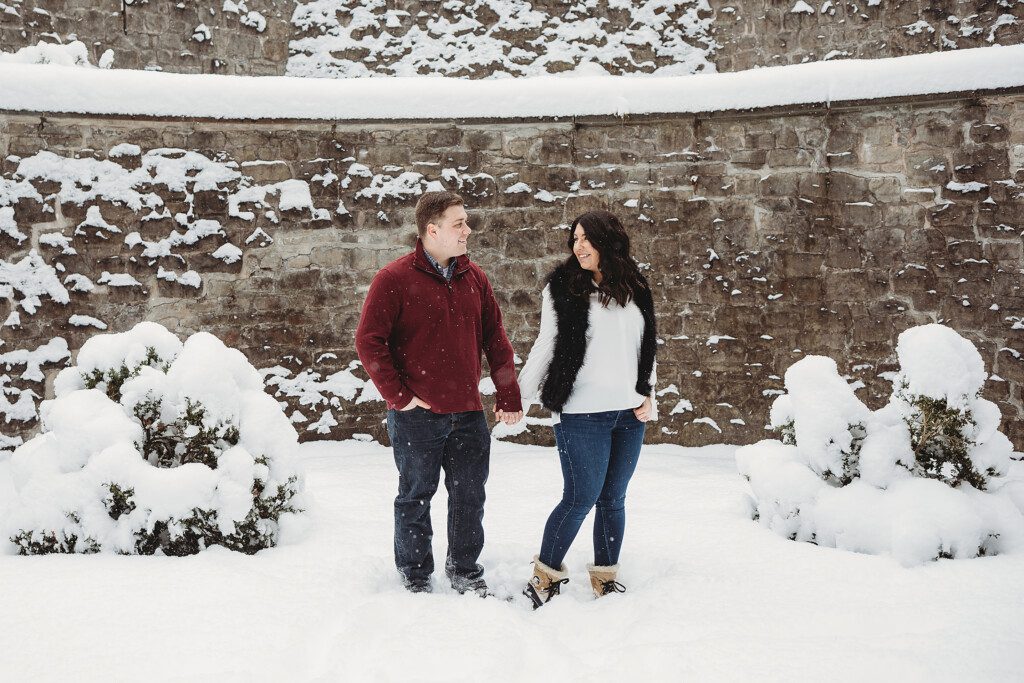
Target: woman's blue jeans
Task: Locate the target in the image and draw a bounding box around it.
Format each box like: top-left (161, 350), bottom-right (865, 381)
top-left (539, 409), bottom-right (645, 569)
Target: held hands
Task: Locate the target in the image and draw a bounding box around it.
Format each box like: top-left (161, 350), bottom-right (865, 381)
top-left (633, 396), bottom-right (653, 422)
top-left (400, 396), bottom-right (431, 411)
top-left (401, 396), bottom-right (522, 425)
top-left (494, 407), bottom-right (524, 426)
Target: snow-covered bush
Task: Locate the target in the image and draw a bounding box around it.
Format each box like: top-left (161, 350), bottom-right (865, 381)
top-left (0, 40), bottom-right (113, 69)
top-left (771, 356), bottom-right (870, 485)
top-left (739, 323), bottom-right (1023, 565)
top-left (0, 322), bottom-right (305, 556)
top-left (891, 325), bottom-right (1010, 489)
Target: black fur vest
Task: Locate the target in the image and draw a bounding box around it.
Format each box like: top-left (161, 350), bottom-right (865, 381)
top-left (539, 264), bottom-right (657, 413)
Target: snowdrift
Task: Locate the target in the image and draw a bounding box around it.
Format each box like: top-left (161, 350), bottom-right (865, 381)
top-left (0, 322), bottom-right (306, 555)
top-left (738, 324), bottom-right (1024, 565)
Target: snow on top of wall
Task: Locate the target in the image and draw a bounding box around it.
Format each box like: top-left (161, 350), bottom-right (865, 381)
top-left (1, 45), bottom-right (1022, 120)
top-left (287, 0), bottom-right (716, 79)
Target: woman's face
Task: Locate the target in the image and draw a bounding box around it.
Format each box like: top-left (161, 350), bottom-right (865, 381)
top-left (572, 224), bottom-right (600, 273)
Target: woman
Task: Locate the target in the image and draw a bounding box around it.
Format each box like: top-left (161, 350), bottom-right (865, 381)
top-left (518, 210), bottom-right (657, 608)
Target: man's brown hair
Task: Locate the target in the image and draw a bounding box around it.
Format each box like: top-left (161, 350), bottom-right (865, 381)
top-left (415, 191), bottom-right (464, 237)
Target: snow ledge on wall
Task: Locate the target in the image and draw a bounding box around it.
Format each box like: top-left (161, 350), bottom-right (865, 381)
top-left (0, 45), bottom-right (1022, 121)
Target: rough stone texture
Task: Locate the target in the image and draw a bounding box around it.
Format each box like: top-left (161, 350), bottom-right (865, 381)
top-left (2, 0), bottom-right (1023, 77)
top-left (286, 0), bottom-right (716, 78)
top-left (0, 0), bottom-right (293, 75)
top-left (713, 0), bottom-right (1024, 71)
top-left (2, 92), bottom-right (1023, 451)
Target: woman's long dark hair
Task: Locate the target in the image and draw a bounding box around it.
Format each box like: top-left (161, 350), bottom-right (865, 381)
top-left (564, 210), bottom-right (647, 307)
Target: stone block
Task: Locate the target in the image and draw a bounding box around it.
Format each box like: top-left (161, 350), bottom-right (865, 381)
top-left (926, 204), bottom-right (975, 242)
top-left (277, 267), bottom-right (321, 290)
top-left (306, 246), bottom-right (351, 269)
top-left (984, 240), bottom-right (1023, 264)
top-left (779, 276), bottom-right (825, 301)
top-left (730, 149), bottom-right (767, 168)
top-left (463, 130), bottom-right (503, 151)
top-left (240, 160), bottom-right (293, 183)
top-left (425, 128), bottom-right (462, 147)
top-left (911, 115), bottom-right (964, 148)
top-left (503, 228), bottom-right (550, 261)
top-left (779, 251), bottom-right (824, 278)
top-left (529, 133), bottom-right (574, 165)
top-left (13, 196), bottom-right (52, 225)
top-left (969, 122), bottom-right (1011, 145)
top-left (826, 172), bottom-right (870, 203)
top-left (758, 172), bottom-right (800, 197)
top-left (904, 151), bottom-right (950, 185)
top-left (824, 269), bottom-right (889, 302)
top-left (824, 236), bottom-right (863, 269)
top-left (192, 190), bottom-right (228, 218)
top-left (767, 147), bottom-right (814, 167)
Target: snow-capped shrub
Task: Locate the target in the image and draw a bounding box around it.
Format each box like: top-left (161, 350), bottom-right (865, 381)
top-left (856, 404), bottom-right (915, 489)
top-left (891, 324), bottom-right (1009, 490)
top-left (767, 393), bottom-right (795, 445)
top-left (775, 356), bottom-right (870, 485)
top-left (1, 322), bottom-right (305, 556)
top-left (739, 323), bottom-right (1023, 564)
top-left (0, 40), bottom-right (112, 68)
top-left (735, 439), bottom-right (825, 542)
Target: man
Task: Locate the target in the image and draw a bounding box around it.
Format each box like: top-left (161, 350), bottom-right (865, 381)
top-left (355, 191), bottom-right (524, 596)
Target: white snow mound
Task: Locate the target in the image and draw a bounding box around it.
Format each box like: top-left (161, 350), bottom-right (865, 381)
top-left (741, 323), bottom-right (1024, 565)
top-left (0, 322), bottom-right (306, 556)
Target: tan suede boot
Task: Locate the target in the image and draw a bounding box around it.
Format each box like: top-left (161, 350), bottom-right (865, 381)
top-left (524, 556), bottom-right (569, 609)
top-left (587, 563), bottom-right (626, 598)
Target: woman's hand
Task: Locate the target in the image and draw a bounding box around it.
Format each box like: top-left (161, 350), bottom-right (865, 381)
top-left (633, 396), bottom-right (652, 422)
top-left (495, 408), bottom-right (524, 425)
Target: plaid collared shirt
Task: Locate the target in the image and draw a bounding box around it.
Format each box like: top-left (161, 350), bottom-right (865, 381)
top-left (422, 249), bottom-right (456, 282)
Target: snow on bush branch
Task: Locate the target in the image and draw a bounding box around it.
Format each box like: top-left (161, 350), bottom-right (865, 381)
top-left (0, 40), bottom-right (114, 69)
top-left (0, 322), bottom-right (307, 556)
top-left (738, 323), bottom-right (1024, 565)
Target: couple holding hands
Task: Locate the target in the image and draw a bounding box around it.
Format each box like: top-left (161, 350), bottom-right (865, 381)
top-left (355, 191), bottom-right (657, 608)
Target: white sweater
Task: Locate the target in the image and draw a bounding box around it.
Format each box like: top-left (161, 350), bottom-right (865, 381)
top-left (518, 284), bottom-right (657, 424)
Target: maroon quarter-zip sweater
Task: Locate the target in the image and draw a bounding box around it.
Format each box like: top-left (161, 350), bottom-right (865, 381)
top-left (355, 239), bottom-right (522, 414)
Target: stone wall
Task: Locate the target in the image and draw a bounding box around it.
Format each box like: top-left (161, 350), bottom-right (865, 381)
top-left (3, 0), bottom-right (1023, 77)
top-left (0, 0), bottom-right (292, 75)
top-left (714, 0), bottom-right (1024, 71)
top-left (286, 0), bottom-right (716, 77)
top-left (3, 90), bottom-right (1023, 452)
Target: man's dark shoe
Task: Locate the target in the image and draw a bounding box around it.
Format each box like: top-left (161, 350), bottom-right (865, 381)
top-left (450, 575), bottom-right (492, 598)
top-left (404, 580), bottom-right (433, 594)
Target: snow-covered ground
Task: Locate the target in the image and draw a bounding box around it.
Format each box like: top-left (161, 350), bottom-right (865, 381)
top-left (2, 439), bottom-right (1022, 681)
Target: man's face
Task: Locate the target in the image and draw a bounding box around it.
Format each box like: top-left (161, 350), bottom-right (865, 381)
top-left (428, 204), bottom-right (471, 260)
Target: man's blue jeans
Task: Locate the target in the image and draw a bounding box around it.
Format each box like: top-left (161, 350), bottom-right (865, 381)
top-left (386, 408), bottom-right (490, 586)
top-left (539, 409), bottom-right (645, 569)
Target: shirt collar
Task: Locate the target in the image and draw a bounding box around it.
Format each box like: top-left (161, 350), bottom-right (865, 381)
top-left (422, 245), bottom-right (455, 280)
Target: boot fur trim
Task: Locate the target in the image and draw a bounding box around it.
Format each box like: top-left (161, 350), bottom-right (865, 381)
top-left (534, 555), bottom-right (569, 580)
top-left (587, 563), bottom-right (624, 598)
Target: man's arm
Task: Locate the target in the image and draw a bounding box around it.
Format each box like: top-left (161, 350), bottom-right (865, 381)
top-left (478, 270), bottom-right (522, 414)
top-left (354, 269), bottom-right (414, 410)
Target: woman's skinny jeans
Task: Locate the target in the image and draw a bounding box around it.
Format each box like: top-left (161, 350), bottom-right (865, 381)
top-left (538, 409), bottom-right (645, 569)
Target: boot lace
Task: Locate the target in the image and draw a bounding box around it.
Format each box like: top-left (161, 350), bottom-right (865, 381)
top-left (600, 579), bottom-right (626, 596)
top-left (546, 578), bottom-right (570, 600)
